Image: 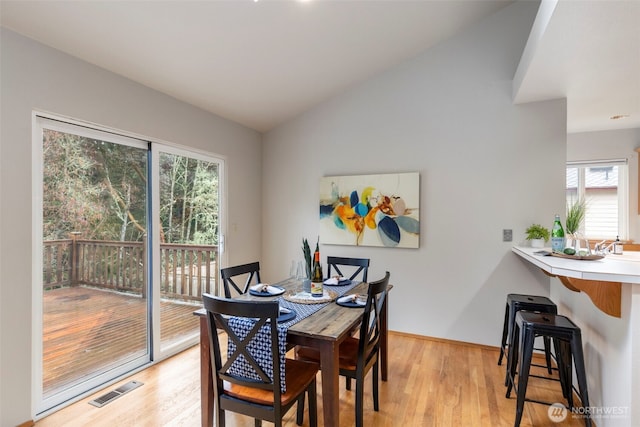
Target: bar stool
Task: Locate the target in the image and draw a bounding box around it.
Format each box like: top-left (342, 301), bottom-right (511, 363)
top-left (506, 311), bottom-right (592, 427)
top-left (498, 294), bottom-right (557, 383)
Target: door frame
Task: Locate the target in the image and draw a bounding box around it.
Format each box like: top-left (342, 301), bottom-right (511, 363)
top-left (32, 111), bottom-right (228, 417)
top-left (150, 143), bottom-right (227, 358)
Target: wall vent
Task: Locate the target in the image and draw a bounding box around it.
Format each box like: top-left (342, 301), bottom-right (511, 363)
top-left (89, 380), bottom-right (144, 408)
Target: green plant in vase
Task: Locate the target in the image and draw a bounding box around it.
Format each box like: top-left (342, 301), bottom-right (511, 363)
top-left (301, 237), bottom-right (321, 277)
top-left (302, 238), bottom-right (312, 279)
top-left (525, 224), bottom-right (550, 248)
top-left (566, 199), bottom-right (586, 249)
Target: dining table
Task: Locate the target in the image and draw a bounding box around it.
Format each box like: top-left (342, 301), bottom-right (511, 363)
top-left (194, 276), bottom-right (391, 427)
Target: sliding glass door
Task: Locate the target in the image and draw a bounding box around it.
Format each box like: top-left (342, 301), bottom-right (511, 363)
top-left (34, 116), bottom-right (224, 415)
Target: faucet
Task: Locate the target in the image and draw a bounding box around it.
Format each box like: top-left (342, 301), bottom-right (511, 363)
top-left (594, 240), bottom-right (608, 254)
top-left (594, 240), bottom-right (617, 254)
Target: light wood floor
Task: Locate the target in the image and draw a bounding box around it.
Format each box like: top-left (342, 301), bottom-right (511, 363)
top-left (34, 332), bottom-right (589, 427)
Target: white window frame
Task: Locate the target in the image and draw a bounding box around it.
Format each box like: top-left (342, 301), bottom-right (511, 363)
top-left (566, 159), bottom-right (628, 240)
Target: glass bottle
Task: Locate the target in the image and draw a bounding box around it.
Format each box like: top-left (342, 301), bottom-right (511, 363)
top-left (551, 214), bottom-right (565, 252)
top-left (311, 251), bottom-right (324, 297)
top-left (614, 235), bottom-right (623, 254)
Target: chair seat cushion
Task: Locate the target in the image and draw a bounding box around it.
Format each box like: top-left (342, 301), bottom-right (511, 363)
top-left (297, 337), bottom-right (360, 371)
top-left (224, 358), bottom-right (319, 406)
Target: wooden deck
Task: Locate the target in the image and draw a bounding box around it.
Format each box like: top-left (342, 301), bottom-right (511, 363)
top-left (43, 286), bottom-right (200, 396)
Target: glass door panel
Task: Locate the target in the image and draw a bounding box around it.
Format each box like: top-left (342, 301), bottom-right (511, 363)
top-left (156, 149), bottom-right (221, 352)
top-left (37, 117), bottom-right (150, 413)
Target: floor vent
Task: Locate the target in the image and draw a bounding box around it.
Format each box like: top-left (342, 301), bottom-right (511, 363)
top-left (89, 380), bottom-right (144, 408)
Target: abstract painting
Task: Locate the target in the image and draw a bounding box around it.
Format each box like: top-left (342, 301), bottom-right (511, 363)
top-left (319, 172), bottom-right (420, 248)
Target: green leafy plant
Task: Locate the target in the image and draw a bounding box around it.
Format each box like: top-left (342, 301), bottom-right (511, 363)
top-left (525, 224), bottom-right (550, 241)
top-left (302, 238), bottom-right (311, 279)
top-left (565, 199), bottom-right (586, 235)
top-left (302, 236), bottom-right (320, 279)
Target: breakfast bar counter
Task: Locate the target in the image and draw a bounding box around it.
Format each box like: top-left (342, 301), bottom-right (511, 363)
top-left (512, 246), bottom-right (640, 426)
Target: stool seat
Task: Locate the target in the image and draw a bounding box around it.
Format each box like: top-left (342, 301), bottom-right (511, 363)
top-left (520, 311), bottom-right (578, 332)
top-left (506, 311), bottom-right (592, 427)
top-left (507, 294), bottom-right (556, 307)
top-left (499, 294), bottom-right (557, 385)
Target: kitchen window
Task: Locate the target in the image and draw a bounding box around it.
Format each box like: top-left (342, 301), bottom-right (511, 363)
top-left (566, 159), bottom-right (628, 240)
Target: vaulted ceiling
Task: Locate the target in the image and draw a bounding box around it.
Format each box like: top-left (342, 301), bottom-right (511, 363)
top-left (2, 0), bottom-right (638, 133)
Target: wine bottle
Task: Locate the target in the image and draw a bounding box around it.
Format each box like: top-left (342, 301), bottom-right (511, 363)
top-left (311, 251), bottom-right (323, 297)
top-left (551, 214), bottom-right (565, 252)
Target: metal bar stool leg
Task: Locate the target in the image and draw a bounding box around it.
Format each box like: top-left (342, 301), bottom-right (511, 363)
top-left (557, 339), bottom-right (574, 407)
top-left (505, 320), bottom-right (519, 398)
top-left (514, 325), bottom-right (536, 427)
top-left (543, 336), bottom-right (553, 374)
top-left (498, 301), bottom-right (510, 366)
top-left (571, 332), bottom-right (593, 427)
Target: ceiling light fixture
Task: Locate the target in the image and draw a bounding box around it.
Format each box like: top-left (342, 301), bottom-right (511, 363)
top-left (610, 114), bottom-right (630, 120)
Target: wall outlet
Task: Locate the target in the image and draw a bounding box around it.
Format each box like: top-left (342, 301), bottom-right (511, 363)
top-left (503, 229), bottom-right (513, 242)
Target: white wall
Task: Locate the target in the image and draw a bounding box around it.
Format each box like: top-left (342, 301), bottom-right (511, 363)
top-left (0, 29), bottom-right (262, 425)
top-left (262, 1), bottom-right (566, 344)
top-left (568, 128), bottom-right (640, 241)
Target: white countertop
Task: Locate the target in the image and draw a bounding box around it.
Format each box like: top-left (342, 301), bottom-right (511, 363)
top-left (512, 246), bottom-right (640, 284)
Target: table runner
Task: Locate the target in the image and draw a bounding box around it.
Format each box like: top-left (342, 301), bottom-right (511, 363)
top-left (226, 281), bottom-right (360, 392)
top-left (277, 281), bottom-right (360, 328)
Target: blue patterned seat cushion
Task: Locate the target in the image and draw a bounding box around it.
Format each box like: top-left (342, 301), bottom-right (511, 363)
top-left (227, 317), bottom-right (288, 393)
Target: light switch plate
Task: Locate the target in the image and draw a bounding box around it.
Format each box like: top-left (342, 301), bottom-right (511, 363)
top-left (503, 229), bottom-right (513, 242)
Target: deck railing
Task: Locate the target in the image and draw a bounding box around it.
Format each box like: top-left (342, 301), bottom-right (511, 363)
top-left (160, 243), bottom-right (217, 301)
top-left (43, 239), bottom-right (72, 288)
top-left (43, 237), bottom-right (218, 302)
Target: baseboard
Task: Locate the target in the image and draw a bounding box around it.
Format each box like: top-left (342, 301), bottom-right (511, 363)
top-left (388, 330), bottom-right (549, 361)
top-left (389, 329), bottom-right (500, 351)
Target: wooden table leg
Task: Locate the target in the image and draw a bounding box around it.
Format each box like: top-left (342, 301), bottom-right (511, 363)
top-left (380, 292), bottom-right (389, 381)
top-left (318, 340), bottom-right (340, 427)
top-left (199, 316), bottom-right (214, 427)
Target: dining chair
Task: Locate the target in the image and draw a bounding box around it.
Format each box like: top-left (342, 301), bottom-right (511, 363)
top-left (202, 294), bottom-right (320, 427)
top-left (297, 271), bottom-right (390, 427)
top-left (220, 261), bottom-right (261, 298)
top-left (326, 256), bottom-right (370, 282)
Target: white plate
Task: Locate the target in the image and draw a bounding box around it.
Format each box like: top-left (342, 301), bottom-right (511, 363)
top-left (249, 285), bottom-right (285, 296)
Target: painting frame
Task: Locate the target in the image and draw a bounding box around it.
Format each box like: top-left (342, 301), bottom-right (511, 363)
top-left (319, 172), bottom-right (420, 248)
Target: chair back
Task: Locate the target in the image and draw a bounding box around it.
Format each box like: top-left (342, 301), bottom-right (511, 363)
top-left (202, 294), bottom-right (286, 400)
top-left (327, 256), bottom-right (370, 282)
top-left (220, 262), bottom-right (261, 298)
top-left (358, 271), bottom-right (389, 367)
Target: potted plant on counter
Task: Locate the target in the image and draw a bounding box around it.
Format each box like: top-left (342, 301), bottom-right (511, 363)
top-left (566, 199), bottom-right (586, 249)
top-left (525, 224), bottom-right (550, 248)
